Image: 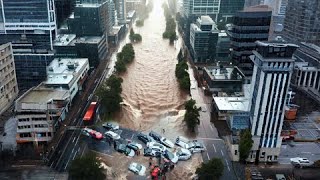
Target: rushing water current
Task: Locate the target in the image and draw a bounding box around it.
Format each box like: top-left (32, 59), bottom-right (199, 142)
top-left (115, 0), bottom-right (188, 134)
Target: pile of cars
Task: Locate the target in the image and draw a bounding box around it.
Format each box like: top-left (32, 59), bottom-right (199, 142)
top-left (82, 124), bottom-right (206, 177)
top-left (139, 131), bottom-right (205, 164)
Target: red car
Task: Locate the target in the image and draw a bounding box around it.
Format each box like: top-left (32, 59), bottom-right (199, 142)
top-left (83, 128), bottom-right (103, 140)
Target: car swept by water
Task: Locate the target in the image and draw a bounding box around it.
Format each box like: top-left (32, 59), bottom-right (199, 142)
top-left (128, 162), bottom-right (146, 176)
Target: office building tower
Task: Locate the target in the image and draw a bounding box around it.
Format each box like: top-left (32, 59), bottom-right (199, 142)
top-left (226, 5), bottom-right (271, 76)
top-left (114, 0), bottom-right (126, 24)
top-left (244, 0), bottom-right (262, 7)
top-left (292, 42), bottom-right (320, 103)
top-left (183, 0), bottom-right (220, 19)
top-left (248, 41), bottom-right (298, 162)
top-left (218, 0), bottom-right (245, 23)
top-left (0, 0), bottom-right (57, 90)
top-left (0, 43), bottom-right (18, 115)
top-left (263, 0), bottom-right (288, 38)
top-left (54, 0), bottom-right (76, 27)
top-left (68, 0), bottom-right (110, 36)
top-left (190, 16), bottom-right (219, 63)
top-left (282, 0), bottom-right (320, 46)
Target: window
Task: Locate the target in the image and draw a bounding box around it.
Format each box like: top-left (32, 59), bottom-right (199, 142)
top-left (235, 150), bottom-right (238, 155)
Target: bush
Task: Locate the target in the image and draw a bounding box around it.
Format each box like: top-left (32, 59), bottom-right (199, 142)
top-left (136, 20), bottom-right (144, 27)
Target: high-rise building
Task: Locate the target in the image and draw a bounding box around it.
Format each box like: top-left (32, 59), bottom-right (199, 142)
top-left (244, 0), bottom-right (262, 8)
top-left (0, 0), bottom-right (57, 90)
top-left (218, 0), bottom-right (245, 23)
top-left (226, 5), bottom-right (272, 76)
top-left (54, 0), bottom-right (76, 27)
top-left (183, 0), bottom-right (220, 19)
top-left (68, 1), bottom-right (110, 36)
top-left (0, 0), bottom-right (57, 50)
top-left (282, 0), bottom-right (320, 45)
top-left (0, 43), bottom-right (18, 115)
top-left (114, 0), bottom-right (126, 24)
top-left (263, 0), bottom-right (288, 39)
top-left (248, 41), bottom-right (298, 162)
top-left (190, 16), bottom-right (219, 63)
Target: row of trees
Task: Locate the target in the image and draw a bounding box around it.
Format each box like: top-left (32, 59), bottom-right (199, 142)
top-left (136, 0), bottom-right (153, 27)
top-left (183, 99), bottom-right (201, 132)
top-left (162, 3), bottom-right (177, 43)
top-left (129, 29), bottom-right (142, 43)
top-left (115, 43), bottom-right (135, 73)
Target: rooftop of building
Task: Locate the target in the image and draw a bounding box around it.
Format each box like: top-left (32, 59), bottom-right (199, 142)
top-left (295, 62), bottom-right (318, 71)
top-left (242, 5), bottom-right (272, 12)
top-left (54, 35), bottom-right (103, 46)
top-left (15, 85), bottom-right (70, 112)
top-left (198, 16), bottom-right (214, 25)
top-left (213, 96), bottom-right (250, 112)
top-left (53, 34), bottom-right (77, 46)
top-left (76, 3), bottom-right (101, 8)
top-left (300, 42), bottom-right (320, 54)
top-left (45, 58), bottom-right (89, 85)
top-left (204, 65), bottom-right (245, 81)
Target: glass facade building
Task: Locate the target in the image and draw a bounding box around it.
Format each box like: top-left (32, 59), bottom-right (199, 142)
top-left (218, 0), bottom-right (245, 22)
top-left (226, 5), bottom-right (271, 76)
top-left (0, 0), bottom-right (57, 90)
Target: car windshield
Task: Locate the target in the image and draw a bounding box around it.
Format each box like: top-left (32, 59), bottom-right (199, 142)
top-left (177, 150), bottom-right (183, 156)
top-left (125, 147), bottom-right (131, 154)
top-left (187, 142), bottom-right (194, 148)
top-left (136, 164), bottom-right (142, 171)
top-left (166, 151), bottom-right (174, 159)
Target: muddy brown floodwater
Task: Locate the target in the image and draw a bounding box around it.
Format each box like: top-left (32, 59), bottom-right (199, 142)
top-left (116, 0), bottom-right (189, 137)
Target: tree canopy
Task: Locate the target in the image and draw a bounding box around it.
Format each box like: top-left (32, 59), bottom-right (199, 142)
top-left (196, 158), bottom-right (224, 180)
top-left (162, 3), bottom-right (177, 43)
top-left (69, 152), bottom-right (106, 180)
top-left (129, 28), bottom-right (142, 43)
top-left (175, 60), bottom-right (190, 91)
top-left (115, 43), bottom-right (135, 73)
top-left (239, 129), bottom-right (253, 162)
top-left (183, 99), bottom-right (201, 132)
top-left (96, 75), bottom-right (123, 116)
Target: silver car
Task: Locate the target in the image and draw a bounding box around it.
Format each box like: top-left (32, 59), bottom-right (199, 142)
top-left (175, 148), bottom-right (192, 160)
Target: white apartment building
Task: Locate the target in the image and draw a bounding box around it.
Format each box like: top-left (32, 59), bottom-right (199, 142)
top-left (15, 85), bottom-right (70, 148)
top-left (248, 41), bottom-right (298, 162)
top-left (0, 43), bottom-right (18, 115)
top-left (44, 58), bottom-right (90, 101)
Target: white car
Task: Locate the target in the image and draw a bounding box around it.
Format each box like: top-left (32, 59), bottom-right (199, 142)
top-left (104, 131), bottom-right (121, 140)
top-left (102, 122), bottom-right (119, 131)
top-left (186, 140), bottom-right (205, 153)
top-left (147, 142), bottom-right (166, 153)
top-left (128, 162), bottom-right (146, 176)
top-left (175, 148), bottom-right (192, 160)
top-left (164, 150), bottom-right (179, 163)
top-left (290, 157), bottom-right (312, 167)
top-left (201, 105), bottom-right (207, 112)
top-left (160, 137), bottom-right (175, 148)
top-left (175, 136), bottom-right (190, 148)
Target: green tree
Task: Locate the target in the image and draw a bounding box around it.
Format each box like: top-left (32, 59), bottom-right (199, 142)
top-left (239, 129), bottom-right (253, 162)
top-left (136, 20), bottom-right (144, 27)
top-left (133, 34), bottom-right (142, 42)
top-left (115, 59), bottom-right (126, 73)
top-left (179, 75), bottom-right (190, 90)
top-left (183, 99), bottom-right (201, 132)
top-left (69, 152), bottom-right (106, 180)
top-left (196, 158), bottom-right (224, 180)
top-left (129, 29), bottom-right (135, 41)
top-left (96, 76), bottom-right (123, 116)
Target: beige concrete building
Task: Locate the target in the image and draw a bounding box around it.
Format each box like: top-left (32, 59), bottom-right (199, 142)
top-left (0, 43), bottom-right (18, 115)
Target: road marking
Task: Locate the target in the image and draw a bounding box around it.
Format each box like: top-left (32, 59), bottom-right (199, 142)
top-left (203, 144), bottom-right (207, 151)
top-left (225, 159), bottom-right (231, 171)
top-left (221, 150), bottom-right (224, 156)
top-left (206, 152), bottom-right (210, 160)
top-left (197, 137), bottom-right (223, 141)
top-left (72, 137), bottom-right (76, 143)
top-left (209, 124), bottom-right (214, 132)
top-left (212, 144), bottom-right (217, 152)
top-left (72, 150), bottom-right (78, 160)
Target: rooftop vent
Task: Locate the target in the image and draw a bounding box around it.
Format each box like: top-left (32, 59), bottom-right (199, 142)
top-left (48, 67), bottom-right (53, 71)
top-left (63, 75), bottom-right (67, 79)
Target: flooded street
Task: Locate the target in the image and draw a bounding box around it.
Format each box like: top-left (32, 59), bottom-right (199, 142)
top-left (116, 0), bottom-right (188, 135)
